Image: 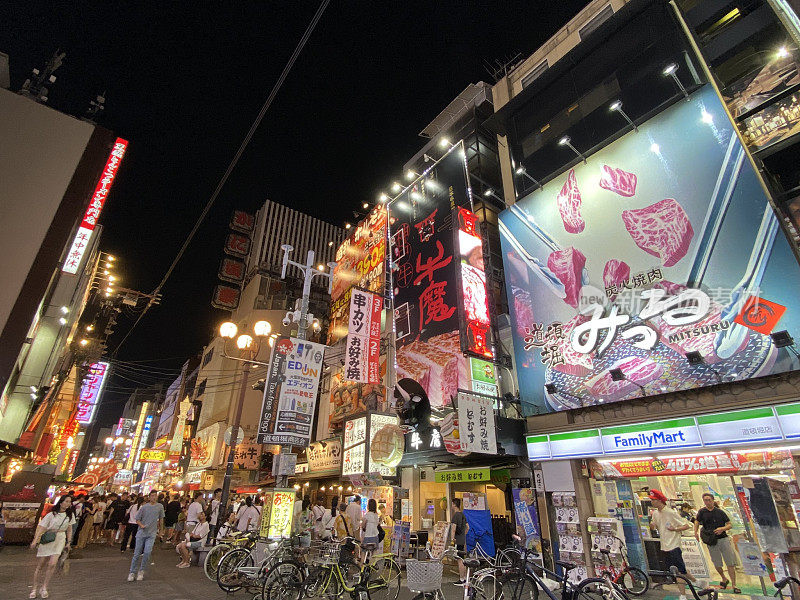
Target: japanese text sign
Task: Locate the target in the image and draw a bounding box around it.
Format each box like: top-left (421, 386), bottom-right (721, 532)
top-left (499, 85), bottom-right (800, 414)
top-left (344, 289), bottom-right (383, 383)
top-left (258, 337), bottom-right (325, 447)
top-left (138, 448), bottom-right (167, 463)
top-left (434, 467), bottom-right (490, 483)
top-left (63, 138), bottom-right (128, 274)
top-left (457, 392), bottom-right (496, 455)
top-left (75, 362), bottom-right (109, 424)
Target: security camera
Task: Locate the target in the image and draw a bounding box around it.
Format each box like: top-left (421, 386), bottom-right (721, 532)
top-left (282, 317), bottom-right (291, 327)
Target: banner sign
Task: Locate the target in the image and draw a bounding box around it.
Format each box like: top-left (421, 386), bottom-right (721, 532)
top-left (595, 449), bottom-right (794, 478)
top-left (500, 84), bottom-right (800, 414)
top-left (138, 448), bottom-right (168, 463)
top-left (307, 437), bottom-right (342, 472)
top-left (344, 288), bottom-right (383, 383)
top-left (63, 138), bottom-right (128, 274)
top-left (390, 145), bottom-right (470, 409)
top-left (527, 402), bottom-right (800, 461)
top-left (457, 392), bottom-right (497, 454)
top-left (456, 207), bottom-right (493, 358)
top-left (75, 362), bottom-right (110, 425)
top-left (258, 337), bottom-right (325, 447)
top-left (435, 467), bottom-right (491, 483)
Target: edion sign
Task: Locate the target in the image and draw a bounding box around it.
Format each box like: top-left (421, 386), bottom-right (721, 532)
top-left (62, 138), bottom-right (129, 274)
top-left (75, 361), bottom-right (110, 424)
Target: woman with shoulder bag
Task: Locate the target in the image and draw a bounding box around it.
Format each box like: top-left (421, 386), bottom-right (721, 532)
top-left (30, 495), bottom-right (76, 598)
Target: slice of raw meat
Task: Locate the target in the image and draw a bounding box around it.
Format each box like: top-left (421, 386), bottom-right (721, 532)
top-left (551, 314), bottom-right (594, 376)
top-left (547, 246), bottom-right (586, 308)
top-left (599, 165), bottom-right (637, 197)
top-left (585, 356), bottom-right (664, 403)
top-left (556, 169), bottom-right (585, 234)
top-left (622, 199), bottom-right (694, 267)
top-left (603, 259), bottom-right (630, 299)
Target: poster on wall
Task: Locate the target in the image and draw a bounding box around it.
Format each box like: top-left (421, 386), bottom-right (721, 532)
top-left (258, 337), bottom-right (325, 446)
top-left (512, 488), bottom-right (542, 558)
top-left (457, 392), bottom-right (497, 455)
top-left (389, 146), bottom-right (471, 408)
top-left (500, 84), bottom-right (800, 414)
top-left (456, 207), bottom-right (493, 358)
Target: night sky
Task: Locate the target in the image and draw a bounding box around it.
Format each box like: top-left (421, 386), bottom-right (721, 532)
top-left (1, 1), bottom-right (588, 421)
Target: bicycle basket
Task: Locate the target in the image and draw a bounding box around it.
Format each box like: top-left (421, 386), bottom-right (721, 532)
top-left (405, 559), bottom-right (443, 593)
top-left (313, 541), bottom-right (342, 565)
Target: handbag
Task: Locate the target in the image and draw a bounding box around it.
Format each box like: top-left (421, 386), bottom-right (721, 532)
top-left (700, 527), bottom-right (717, 546)
top-left (41, 514), bottom-right (68, 544)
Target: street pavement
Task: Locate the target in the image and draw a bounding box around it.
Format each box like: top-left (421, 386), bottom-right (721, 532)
top-left (0, 541), bottom-right (758, 600)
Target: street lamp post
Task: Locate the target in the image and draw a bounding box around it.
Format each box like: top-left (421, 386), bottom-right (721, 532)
top-left (216, 320), bottom-right (272, 535)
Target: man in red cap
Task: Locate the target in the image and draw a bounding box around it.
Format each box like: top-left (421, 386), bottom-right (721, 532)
top-left (648, 489), bottom-right (699, 598)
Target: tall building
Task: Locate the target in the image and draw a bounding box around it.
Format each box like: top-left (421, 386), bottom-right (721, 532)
top-left (0, 55), bottom-right (126, 443)
top-left (487, 0), bottom-right (800, 582)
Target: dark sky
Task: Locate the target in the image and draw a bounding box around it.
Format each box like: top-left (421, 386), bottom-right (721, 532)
top-left (1, 1), bottom-right (588, 419)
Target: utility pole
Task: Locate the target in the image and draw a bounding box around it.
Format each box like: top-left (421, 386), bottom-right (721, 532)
top-left (216, 360), bottom-right (250, 531)
top-left (277, 246), bottom-right (335, 488)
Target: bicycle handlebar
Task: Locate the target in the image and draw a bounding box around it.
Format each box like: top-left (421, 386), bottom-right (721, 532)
top-left (775, 577), bottom-right (800, 591)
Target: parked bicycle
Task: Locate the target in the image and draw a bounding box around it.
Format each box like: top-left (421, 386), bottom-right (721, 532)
top-left (203, 529), bottom-right (255, 581)
top-left (216, 536), bottom-right (295, 596)
top-left (774, 576), bottom-right (800, 599)
top-left (593, 536), bottom-right (649, 595)
top-left (468, 529), bottom-right (521, 568)
top-left (648, 567), bottom-right (718, 600)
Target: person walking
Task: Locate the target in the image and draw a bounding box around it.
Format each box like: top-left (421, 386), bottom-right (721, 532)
top-left (649, 489), bottom-right (699, 599)
top-left (121, 495), bottom-right (144, 552)
top-left (451, 498), bottom-right (469, 585)
top-left (345, 496), bottom-right (362, 541)
top-left (128, 490), bottom-right (165, 582)
top-left (176, 510), bottom-right (209, 568)
top-left (207, 488), bottom-right (222, 539)
top-left (694, 492), bottom-right (740, 593)
top-left (30, 495), bottom-right (76, 598)
top-left (90, 494), bottom-right (106, 543)
top-left (236, 496), bottom-right (260, 532)
top-left (163, 494), bottom-right (181, 544)
top-left (74, 494), bottom-right (95, 549)
top-left (106, 492), bottom-right (130, 545)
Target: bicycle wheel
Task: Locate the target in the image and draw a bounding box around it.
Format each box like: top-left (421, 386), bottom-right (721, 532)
top-left (217, 547), bottom-right (255, 592)
top-left (574, 577), bottom-right (625, 600)
top-left (473, 571), bottom-right (501, 600)
top-left (203, 543), bottom-right (230, 581)
top-left (497, 547), bottom-right (521, 568)
top-left (303, 565), bottom-right (341, 600)
top-left (262, 559), bottom-right (305, 600)
top-left (367, 557), bottom-right (401, 600)
top-left (620, 566), bottom-right (648, 596)
top-left (498, 573), bottom-right (539, 600)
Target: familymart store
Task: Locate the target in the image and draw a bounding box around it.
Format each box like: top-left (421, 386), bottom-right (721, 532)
top-left (527, 402), bottom-right (800, 596)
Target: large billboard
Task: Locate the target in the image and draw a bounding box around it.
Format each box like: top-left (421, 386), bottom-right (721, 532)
top-left (500, 85), bottom-right (800, 414)
top-left (389, 146), bottom-right (471, 408)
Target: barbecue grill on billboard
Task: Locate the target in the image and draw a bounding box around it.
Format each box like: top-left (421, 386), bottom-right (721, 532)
top-left (500, 85), bottom-right (800, 414)
top-left (389, 146), bottom-right (472, 409)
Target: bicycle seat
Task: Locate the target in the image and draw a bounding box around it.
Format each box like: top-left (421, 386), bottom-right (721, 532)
top-left (599, 548), bottom-right (610, 555)
top-left (555, 560), bottom-right (576, 571)
top-left (697, 589), bottom-right (718, 599)
top-left (463, 558), bottom-right (482, 569)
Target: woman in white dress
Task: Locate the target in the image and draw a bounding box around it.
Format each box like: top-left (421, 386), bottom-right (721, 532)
top-left (30, 495), bottom-right (76, 599)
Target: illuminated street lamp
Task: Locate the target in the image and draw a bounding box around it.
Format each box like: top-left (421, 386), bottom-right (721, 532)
top-left (105, 437), bottom-right (114, 445)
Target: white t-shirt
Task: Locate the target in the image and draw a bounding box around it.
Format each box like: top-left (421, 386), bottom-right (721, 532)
top-left (361, 511), bottom-right (380, 539)
top-left (187, 501), bottom-right (204, 524)
top-left (41, 511), bottom-right (76, 533)
top-left (210, 499), bottom-right (221, 525)
top-left (236, 506), bottom-right (260, 532)
top-left (93, 501), bottom-right (106, 524)
top-left (187, 521), bottom-right (210, 542)
top-left (128, 504), bottom-right (140, 524)
top-left (651, 506), bottom-right (685, 551)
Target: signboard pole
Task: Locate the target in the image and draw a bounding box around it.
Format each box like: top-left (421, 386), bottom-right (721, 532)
top-left (216, 360), bottom-right (250, 537)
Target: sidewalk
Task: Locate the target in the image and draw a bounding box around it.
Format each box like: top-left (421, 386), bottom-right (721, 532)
top-left (0, 542), bottom-right (755, 600)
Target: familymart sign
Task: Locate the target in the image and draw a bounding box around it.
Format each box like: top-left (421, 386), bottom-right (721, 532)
top-left (527, 402), bottom-right (798, 461)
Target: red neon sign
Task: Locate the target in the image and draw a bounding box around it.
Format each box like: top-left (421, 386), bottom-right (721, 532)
top-left (62, 137), bottom-right (128, 274)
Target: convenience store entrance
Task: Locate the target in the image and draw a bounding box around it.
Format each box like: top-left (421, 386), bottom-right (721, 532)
top-left (589, 450), bottom-right (800, 598)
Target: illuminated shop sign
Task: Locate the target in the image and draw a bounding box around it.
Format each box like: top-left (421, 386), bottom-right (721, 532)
top-left (456, 207), bottom-right (492, 358)
top-left (63, 138), bottom-right (128, 274)
top-left (527, 401), bottom-right (800, 461)
top-left (500, 85), bottom-right (800, 414)
top-left (75, 362), bottom-right (109, 424)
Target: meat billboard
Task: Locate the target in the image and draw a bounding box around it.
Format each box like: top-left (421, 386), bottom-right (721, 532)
top-left (389, 146), bottom-right (471, 408)
top-left (500, 84), bottom-right (800, 414)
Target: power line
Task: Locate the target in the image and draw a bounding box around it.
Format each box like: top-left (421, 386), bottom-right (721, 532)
top-left (111, 0), bottom-right (330, 357)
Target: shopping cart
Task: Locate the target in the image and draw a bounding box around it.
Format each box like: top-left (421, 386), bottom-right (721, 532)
top-left (405, 558), bottom-right (445, 600)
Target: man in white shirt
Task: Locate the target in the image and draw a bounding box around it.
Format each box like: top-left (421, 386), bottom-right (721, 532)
top-left (345, 496), bottom-right (363, 540)
top-left (209, 488), bottom-right (222, 534)
top-left (186, 492), bottom-right (205, 532)
top-left (176, 510), bottom-right (209, 568)
top-left (649, 489), bottom-right (698, 598)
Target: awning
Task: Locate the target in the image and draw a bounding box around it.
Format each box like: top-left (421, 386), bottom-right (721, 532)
top-left (0, 439), bottom-right (34, 461)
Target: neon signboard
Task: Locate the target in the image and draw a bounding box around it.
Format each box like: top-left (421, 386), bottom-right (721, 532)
top-left (457, 207), bottom-right (493, 358)
top-left (75, 362), bottom-right (109, 424)
top-left (62, 137), bottom-right (128, 274)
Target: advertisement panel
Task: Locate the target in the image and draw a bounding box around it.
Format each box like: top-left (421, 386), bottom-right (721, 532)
top-left (308, 437), bottom-right (342, 472)
top-left (500, 84), bottom-right (800, 414)
top-left (343, 288), bottom-right (383, 384)
top-left (327, 362), bottom-right (387, 432)
top-left (258, 337), bottom-right (325, 446)
top-left (75, 362), bottom-right (110, 424)
top-left (190, 422), bottom-right (223, 469)
top-left (594, 449), bottom-right (794, 478)
top-left (329, 208), bottom-right (387, 344)
top-left (457, 392), bottom-right (497, 455)
top-left (389, 146), bottom-right (471, 408)
top-left (138, 448), bottom-right (167, 463)
top-left (456, 207), bottom-right (493, 358)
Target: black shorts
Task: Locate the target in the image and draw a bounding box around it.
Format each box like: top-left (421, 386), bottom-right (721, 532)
top-left (662, 547), bottom-right (687, 574)
top-left (105, 519), bottom-right (121, 530)
top-left (456, 543), bottom-right (465, 557)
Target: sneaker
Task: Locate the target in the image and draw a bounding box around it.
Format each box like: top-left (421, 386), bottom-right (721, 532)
top-left (679, 595), bottom-right (688, 600)
top-left (29, 590), bottom-right (37, 599)
top-left (178, 563), bottom-right (190, 568)
top-left (40, 590), bottom-right (49, 599)
top-left (454, 580), bottom-right (466, 587)
top-left (127, 573), bottom-right (135, 582)
top-left (136, 571), bottom-right (145, 581)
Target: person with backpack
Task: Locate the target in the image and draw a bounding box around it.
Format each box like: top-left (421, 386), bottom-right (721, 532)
top-left (694, 492), bottom-right (739, 593)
